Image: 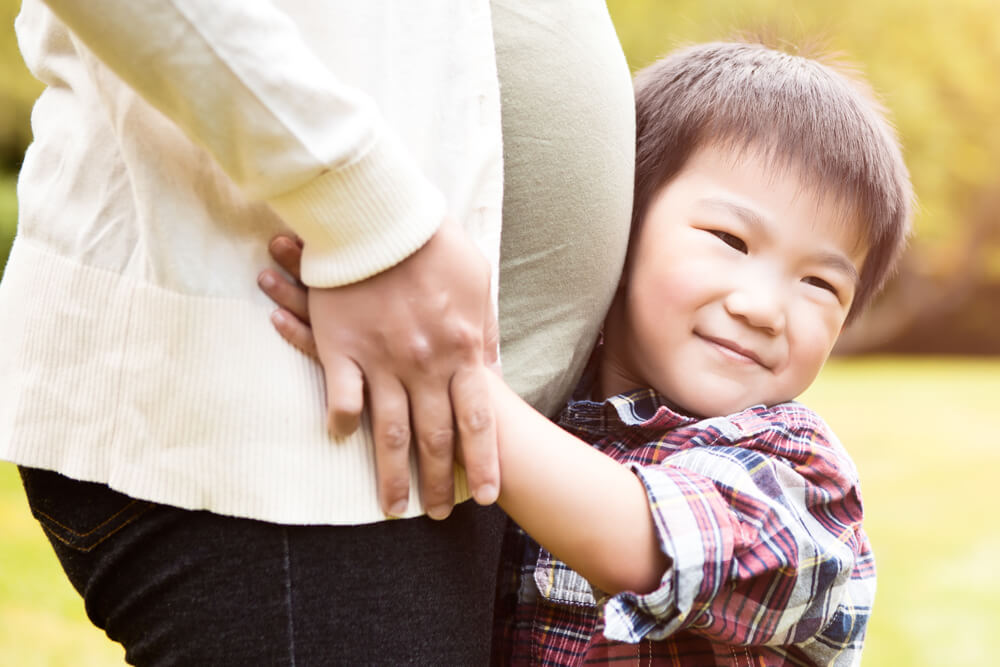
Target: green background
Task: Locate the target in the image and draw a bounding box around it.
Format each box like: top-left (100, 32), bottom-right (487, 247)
top-left (1, 0), bottom-right (998, 664)
top-left (4, 0), bottom-right (1000, 351)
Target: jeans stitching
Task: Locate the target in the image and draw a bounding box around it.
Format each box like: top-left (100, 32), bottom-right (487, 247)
top-left (38, 502), bottom-right (154, 552)
top-left (282, 527), bottom-right (296, 667)
top-left (33, 499), bottom-right (150, 538)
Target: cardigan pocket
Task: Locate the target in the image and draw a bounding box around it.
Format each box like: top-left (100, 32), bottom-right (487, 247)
top-left (19, 466), bottom-right (154, 553)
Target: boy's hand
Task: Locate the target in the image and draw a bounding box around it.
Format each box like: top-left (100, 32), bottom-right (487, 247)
top-left (258, 227), bottom-right (500, 520)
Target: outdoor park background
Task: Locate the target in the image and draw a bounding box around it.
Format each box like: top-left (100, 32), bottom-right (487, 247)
top-left (0, 0), bottom-right (997, 665)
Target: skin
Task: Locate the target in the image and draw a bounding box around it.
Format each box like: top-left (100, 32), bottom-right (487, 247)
top-left (259, 220), bottom-right (501, 520)
top-left (259, 145), bottom-right (867, 595)
top-left (602, 145), bottom-right (866, 416)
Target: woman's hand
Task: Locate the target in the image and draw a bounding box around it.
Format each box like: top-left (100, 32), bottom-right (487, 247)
top-left (258, 229), bottom-right (501, 520)
top-left (258, 235), bottom-right (317, 357)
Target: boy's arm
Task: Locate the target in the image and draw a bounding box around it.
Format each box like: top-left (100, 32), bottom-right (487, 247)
top-left (492, 384), bottom-right (871, 654)
top-left (491, 390), bottom-right (871, 657)
top-left (259, 243), bottom-right (870, 656)
top-left (588, 409), bottom-right (873, 656)
top-left (485, 372), bottom-right (668, 595)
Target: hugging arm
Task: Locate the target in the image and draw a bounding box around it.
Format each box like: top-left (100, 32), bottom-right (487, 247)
top-left (261, 237), bottom-right (668, 595)
top-left (264, 239), bottom-right (871, 658)
top-left (597, 437), bottom-right (872, 659)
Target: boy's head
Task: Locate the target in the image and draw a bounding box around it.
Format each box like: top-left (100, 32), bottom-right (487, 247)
top-left (600, 41), bottom-right (913, 416)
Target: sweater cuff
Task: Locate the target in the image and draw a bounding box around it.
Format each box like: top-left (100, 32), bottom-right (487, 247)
top-left (267, 133), bottom-right (448, 287)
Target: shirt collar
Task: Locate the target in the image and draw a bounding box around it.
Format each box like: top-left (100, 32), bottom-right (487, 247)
top-left (559, 387), bottom-right (701, 436)
top-left (557, 344), bottom-right (701, 438)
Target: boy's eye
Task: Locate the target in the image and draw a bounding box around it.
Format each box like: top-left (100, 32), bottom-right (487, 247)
top-left (709, 230), bottom-right (748, 253)
top-left (803, 276), bottom-right (838, 296)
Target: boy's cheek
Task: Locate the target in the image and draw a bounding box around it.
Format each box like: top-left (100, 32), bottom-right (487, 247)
top-left (655, 272), bottom-right (710, 312)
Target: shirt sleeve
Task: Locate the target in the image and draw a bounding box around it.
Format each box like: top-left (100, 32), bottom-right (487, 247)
top-left (600, 412), bottom-right (875, 659)
top-left (38, 0), bottom-right (448, 287)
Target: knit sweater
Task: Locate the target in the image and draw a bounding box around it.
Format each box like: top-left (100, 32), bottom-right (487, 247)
top-left (0, 0), bottom-right (503, 524)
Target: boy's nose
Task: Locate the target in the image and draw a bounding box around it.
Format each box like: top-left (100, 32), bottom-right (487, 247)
top-left (723, 281), bottom-right (786, 335)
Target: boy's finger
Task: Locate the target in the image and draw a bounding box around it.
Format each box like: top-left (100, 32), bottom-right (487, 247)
top-left (269, 309), bottom-right (318, 359)
top-left (268, 235), bottom-right (304, 283)
top-left (258, 269), bottom-right (310, 323)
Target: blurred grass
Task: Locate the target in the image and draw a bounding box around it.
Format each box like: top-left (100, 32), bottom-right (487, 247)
top-left (1, 358), bottom-right (998, 665)
top-left (1, 173), bottom-right (15, 279)
top-left (0, 464), bottom-right (125, 665)
top-left (799, 357), bottom-right (1000, 666)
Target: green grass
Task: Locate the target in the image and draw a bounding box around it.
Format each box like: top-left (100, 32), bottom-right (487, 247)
top-left (1, 357), bottom-right (997, 665)
top-left (0, 464), bottom-right (125, 666)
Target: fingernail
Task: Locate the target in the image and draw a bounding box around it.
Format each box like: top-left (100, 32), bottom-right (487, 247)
top-left (270, 310), bottom-right (287, 325)
top-left (258, 273), bottom-right (275, 289)
top-left (427, 504), bottom-right (452, 521)
top-left (474, 484), bottom-right (498, 505)
top-left (388, 500), bottom-right (409, 517)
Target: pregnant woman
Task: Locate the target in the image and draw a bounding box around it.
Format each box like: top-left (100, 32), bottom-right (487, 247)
top-left (1, 1), bottom-right (633, 662)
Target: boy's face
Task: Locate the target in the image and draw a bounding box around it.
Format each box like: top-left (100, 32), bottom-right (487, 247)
top-left (601, 144), bottom-right (866, 417)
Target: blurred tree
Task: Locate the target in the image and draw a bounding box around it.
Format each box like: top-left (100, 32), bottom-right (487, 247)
top-left (1, 0), bottom-right (40, 280)
top-left (1, 173), bottom-right (13, 279)
top-left (1, 0), bottom-right (998, 351)
top-left (0, 0), bottom-right (41, 172)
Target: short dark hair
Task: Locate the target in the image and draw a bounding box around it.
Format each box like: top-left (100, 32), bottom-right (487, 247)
top-left (632, 41), bottom-right (913, 321)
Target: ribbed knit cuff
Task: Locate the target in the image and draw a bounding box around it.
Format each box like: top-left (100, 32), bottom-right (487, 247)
top-left (267, 133), bottom-right (448, 287)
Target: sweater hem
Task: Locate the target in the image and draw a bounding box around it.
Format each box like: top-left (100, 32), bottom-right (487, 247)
top-left (0, 238), bottom-right (471, 525)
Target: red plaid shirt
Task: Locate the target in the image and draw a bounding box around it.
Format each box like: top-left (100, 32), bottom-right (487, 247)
top-left (493, 388), bottom-right (875, 666)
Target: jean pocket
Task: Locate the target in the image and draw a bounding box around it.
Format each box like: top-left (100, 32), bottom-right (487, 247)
top-left (19, 467), bottom-right (155, 553)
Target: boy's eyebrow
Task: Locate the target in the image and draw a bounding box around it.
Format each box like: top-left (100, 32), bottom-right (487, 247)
top-left (701, 197), bottom-right (770, 234)
top-left (700, 197), bottom-right (861, 285)
top-left (812, 250), bottom-right (861, 285)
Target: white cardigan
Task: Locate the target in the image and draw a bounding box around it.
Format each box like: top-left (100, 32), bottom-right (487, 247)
top-left (0, 0), bottom-right (504, 524)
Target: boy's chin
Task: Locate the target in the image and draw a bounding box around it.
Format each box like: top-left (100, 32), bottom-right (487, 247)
top-left (670, 392), bottom-right (790, 419)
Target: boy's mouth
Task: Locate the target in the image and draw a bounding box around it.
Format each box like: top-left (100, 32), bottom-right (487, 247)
top-left (695, 333), bottom-right (769, 369)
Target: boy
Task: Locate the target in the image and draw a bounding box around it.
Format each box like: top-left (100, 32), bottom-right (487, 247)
top-left (259, 41), bottom-right (911, 664)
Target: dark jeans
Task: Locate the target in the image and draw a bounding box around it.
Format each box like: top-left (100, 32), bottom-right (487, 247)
top-left (19, 467), bottom-right (506, 666)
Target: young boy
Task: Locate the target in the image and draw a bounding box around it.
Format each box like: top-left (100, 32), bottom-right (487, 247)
top-left (259, 41), bottom-right (911, 665)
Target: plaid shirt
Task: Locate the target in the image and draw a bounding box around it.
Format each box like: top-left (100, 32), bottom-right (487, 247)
top-left (494, 388), bottom-right (875, 666)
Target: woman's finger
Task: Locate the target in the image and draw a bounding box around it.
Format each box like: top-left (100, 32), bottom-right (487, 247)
top-left (407, 378), bottom-right (456, 520)
top-left (268, 235), bottom-right (304, 283)
top-left (322, 355), bottom-right (366, 437)
top-left (269, 308), bottom-right (318, 358)
top-left (366, 373), bottom-right (415, 518)
top-left (450, 365), bottom-right (498, 506)
top-left (258, 268), bottom-right (310, 323)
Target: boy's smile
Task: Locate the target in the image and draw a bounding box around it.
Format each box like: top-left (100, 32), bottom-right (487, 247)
top-left (600, 145), bottom-right (867, 417)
